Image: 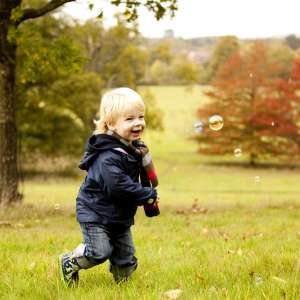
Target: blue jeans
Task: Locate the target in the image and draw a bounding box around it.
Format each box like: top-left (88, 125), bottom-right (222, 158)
top-left (80, 223), bottom-right (137, 268)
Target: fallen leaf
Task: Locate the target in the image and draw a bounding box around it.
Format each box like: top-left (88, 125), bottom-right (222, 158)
top-left (196, 273), bottom-right (204, 281)
top-left (163, 289), bottom-right (182, 299)
top-left (28, 262), bottom-right (36, 271)
top-left (202, 228), bottom-right (209, 235)
top-left (255, 275), bottom-right (263, 286)
top-left (237, 248), bottom-right (243, 256)
top-left (222, 233), bottom-right (229, 241)
top-left (208, 286), bottom-right (217, 293)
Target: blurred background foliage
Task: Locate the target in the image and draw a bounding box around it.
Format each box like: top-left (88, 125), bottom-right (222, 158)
top-left (14, 0), bottom-right (300, 169)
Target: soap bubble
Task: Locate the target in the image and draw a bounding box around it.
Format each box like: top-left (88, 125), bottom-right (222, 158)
top-left (209, 115), bottom-right (224, 131)
top-left (234, 148), bottom-right (242, 157)
top-left (194, 120), bottom-right (204, 134)
top-left (163, 289), bottom-right (182, 299)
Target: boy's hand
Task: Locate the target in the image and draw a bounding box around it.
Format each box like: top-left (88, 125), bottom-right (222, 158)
top-left (147, 195), bottom-right (159, 205)
top-left (147, 198), bottom-right (155, 204)
top-left (133, 140), bottom-right (149, 156)
top-left (144, 194), bottom-right (160, 217)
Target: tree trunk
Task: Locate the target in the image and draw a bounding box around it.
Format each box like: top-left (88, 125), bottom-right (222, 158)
top-left (249, 152), bottom-right (257, 166)
top-left (0, 5), bottom-right (21, 206)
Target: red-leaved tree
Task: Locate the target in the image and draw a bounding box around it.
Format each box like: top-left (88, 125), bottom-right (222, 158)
top-left (195, 41), bottom-right (300, 165)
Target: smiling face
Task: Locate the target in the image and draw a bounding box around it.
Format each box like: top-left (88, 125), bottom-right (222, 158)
top-left (108, 109), bottom-right (146, 142)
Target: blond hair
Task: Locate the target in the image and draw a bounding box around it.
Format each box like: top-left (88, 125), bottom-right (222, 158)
top-left (94, 87), bottom-right (145, 134)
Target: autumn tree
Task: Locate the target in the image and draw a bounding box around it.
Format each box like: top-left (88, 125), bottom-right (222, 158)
top-left (265, 55), bottom-right (300, 157)
top-left (195, 41), bottom-right (300, 165)
top-left (0, 0), bottom-right (177, 207)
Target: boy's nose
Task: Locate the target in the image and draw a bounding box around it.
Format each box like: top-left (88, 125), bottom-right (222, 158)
top-left (134, 119), bottom-right (145, 127)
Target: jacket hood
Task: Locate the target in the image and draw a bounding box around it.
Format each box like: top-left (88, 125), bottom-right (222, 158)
top-left (79, 134), bottom-right (139, 170)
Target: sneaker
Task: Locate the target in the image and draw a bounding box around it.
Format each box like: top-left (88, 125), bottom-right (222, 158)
top-left (58, 253), bottom-right (80, 286)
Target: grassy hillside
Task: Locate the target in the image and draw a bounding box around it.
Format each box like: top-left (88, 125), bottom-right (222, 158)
top-left (1, 86), bottom-right (300, 299)
top-left (142, 86), bottom-right (300, 206)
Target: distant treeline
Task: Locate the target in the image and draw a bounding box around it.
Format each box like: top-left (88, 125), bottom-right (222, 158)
top-left (16, 8), bottom-right (300, 163)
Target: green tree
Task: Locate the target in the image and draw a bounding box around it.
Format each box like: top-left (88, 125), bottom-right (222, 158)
top-left (268, 43), bottom-right (295, 79)
top-left (72, 17), bottom-right (148, 88)
top-left (285, 34), bottom-right (300, 50)
top-left (17, 15), bottom-right (163, 160)
top-left (139, 88), bottom-right (164, 131)
top-left (100, 21), bottom-right (148, 88)
top-left (173, 55), bottom-right (200, 84)
top-left (202, 36), bottom-right (239, 83)
top-left (16, 14), bottom-right (101, 157)
top-left (149, 60), bottom-right (172, 84)
top-left (0, 0), bottom-right (177, 206)
top-left (149, 41), bottom-right (173, 64)
top-left (18, 73), bottom-right (103, 157)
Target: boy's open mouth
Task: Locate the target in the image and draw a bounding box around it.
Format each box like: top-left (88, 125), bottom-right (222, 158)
top-left (131, 129), bottom-right (142, 134)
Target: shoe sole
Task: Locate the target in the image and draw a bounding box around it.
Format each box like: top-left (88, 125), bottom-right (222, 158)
top-left (58, 254), bottom-right (79, 287)
top-left (58, 254), bottom-right (67, 286)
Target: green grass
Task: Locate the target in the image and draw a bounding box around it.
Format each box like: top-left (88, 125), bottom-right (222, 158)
top-left (1, 85), bottom-right (300, 299)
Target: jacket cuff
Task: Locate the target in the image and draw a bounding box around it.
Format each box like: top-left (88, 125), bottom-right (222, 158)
top-left (137, 188), bottom-right (157, 206)
top-left (144, 188), bottom-right (157, 205)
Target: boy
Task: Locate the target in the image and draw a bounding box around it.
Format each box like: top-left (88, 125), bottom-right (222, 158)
top-left (58, 87), bottom-right (158, 286)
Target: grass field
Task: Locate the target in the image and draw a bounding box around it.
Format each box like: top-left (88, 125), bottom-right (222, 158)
top-left (1, 86), bottom-right (300, 299)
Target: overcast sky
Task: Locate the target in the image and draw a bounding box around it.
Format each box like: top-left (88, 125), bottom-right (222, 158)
top-left (63, 0), bottom-right (300, 39)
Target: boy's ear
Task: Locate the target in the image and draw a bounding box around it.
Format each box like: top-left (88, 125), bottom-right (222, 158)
top-left (107, 123), bottom-right (115, 131)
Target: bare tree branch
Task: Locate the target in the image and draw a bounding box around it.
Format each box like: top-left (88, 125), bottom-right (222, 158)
top-left (16, 0), bottom-right (75, 25)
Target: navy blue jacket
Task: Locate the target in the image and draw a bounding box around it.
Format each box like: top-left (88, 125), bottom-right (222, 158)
top-left (76, 134), bottom-right (157, 227)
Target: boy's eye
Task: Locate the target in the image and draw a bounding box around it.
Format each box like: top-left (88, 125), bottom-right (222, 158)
top-left (125, 115), bottom-right (144, 121)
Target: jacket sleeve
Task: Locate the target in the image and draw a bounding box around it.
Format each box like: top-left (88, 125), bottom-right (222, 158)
top-left (100, 155), bottom-right (157, 205)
